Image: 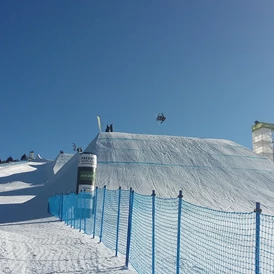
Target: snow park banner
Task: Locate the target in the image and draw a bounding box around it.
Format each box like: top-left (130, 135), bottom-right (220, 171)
top-left (76, 152), bottom-right (97, 194)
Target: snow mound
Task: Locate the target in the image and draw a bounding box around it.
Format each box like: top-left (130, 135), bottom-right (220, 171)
top-left (2, 132), bottom-right (274, 223)
top-left (53, 153), bottom-right (74, 174)
top-left (25, 132), bottom-right (274, 218)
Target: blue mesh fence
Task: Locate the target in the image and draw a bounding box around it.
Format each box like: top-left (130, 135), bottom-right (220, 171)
top-left (180, 201), bottom-right (255, 273)
top-left (260, 214), bottom-right (274, 273)
top-left (48, 187), bottom-right (274, 273)
top-left (115, 189), bottom-right (131, 255)
top-left (155, 197), bottom-right (179, 274)
top-left (130, 193), bottom-right (153, 273)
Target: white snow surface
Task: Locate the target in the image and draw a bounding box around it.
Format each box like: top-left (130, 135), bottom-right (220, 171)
top-left (33, 132), bottom-right (274, 214)
top-left (0, 217), bottom-right (136, 274)
top-left (53, 153), bottom-right (74, 174)
top-left (1, 132), bottom-right (274, 273)
top-left (0, 147), bottom-right (136, 273)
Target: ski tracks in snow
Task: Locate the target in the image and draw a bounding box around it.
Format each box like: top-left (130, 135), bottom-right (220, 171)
top-left (0, 217), bottom-right (137, 274)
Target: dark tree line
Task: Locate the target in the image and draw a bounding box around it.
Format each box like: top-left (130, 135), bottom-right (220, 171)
top-left (0, 154), bottom-right (28, 164)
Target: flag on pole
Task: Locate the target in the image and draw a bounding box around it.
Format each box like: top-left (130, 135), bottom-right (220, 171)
top-left (97, 116), bottom-right (102, 132)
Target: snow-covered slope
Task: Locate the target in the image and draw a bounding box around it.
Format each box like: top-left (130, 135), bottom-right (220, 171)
top-left (0, 160), bottom-right (55, 204)
top-left (26, 132), bottom-right (274, 216)
top-left (90, 132), bottom-right (274, 213)
top-left (53, 153), bottom-right (73, 174)
top-left (2, 132), bottom-right (274, 223)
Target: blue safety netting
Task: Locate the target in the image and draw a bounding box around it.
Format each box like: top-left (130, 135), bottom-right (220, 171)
top-left (48, 188), bottom-right (274, 274)
top-left (180, 201), bottom-right (255, 273)
top-left (260, 214), bottom-right (274, 273)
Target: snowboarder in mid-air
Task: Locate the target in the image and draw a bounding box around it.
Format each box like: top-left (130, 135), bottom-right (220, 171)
top-left (156, 113), bottom-right (166, 124)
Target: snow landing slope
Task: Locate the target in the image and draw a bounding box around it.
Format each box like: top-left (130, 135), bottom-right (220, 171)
top-left (2, 132), bottom-right (274, 223)
top-left (90, 132), bottom-right (274, 213)
top-left (27, 132), bottom-right (274, 216)
top-left (0, 153), bottom-right (73, 222)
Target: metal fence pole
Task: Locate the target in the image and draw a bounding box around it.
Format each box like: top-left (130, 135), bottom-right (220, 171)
top-left (99, 186), bottom-right (107, 243)
top-left (255, 202), bottom-right (262, 274)
top-left (79, 192), bottom-right (82, 232)
top-left (93, 187), bottom-right (98, 238)
top-left (65, 197), bottom-right (69, 225)
top-left (115, 186), bottom-right (122, 256)
top-left (60, 195), bottom-right (64, 221)
top-left (83, 190), bottom-right (87, 233)
top-left (73, 193), bottom-right (76, 228)
top-left (152, 190), bottom-right (156, 274)
top-left (70, 194), bottom-right (73, 228)
top-left (125, 188), bottom-right (134, 268)
top-left (47, 197), bottom-right (51, 214)
top-left (64, 196), bottom-right (67, 224)
top-left (176, 190), bottom-right (183, 274)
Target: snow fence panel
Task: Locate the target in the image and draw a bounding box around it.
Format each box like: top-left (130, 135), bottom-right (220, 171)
top-left (155, 196), bottom-right (178, 274)
top-left (94, 188), bottom-right (104, 238)
top-left (260, 214), bottom-right (274, 273)
top-left (100, 188), bottom-right (120, 250)
top-left (180, 201), bottom-right (255, 273)
top-left (129, 193), bottom-right (152, 274)
top-left (116, 189), bottom-right (131, 256)
top-left (83, 187), bottom-right (96, 237)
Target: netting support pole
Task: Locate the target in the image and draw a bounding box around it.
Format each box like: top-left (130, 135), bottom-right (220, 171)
top-left (65, 197), bottom-right (68, 225)
top-left (73, 194), bottom-right (76, 228)
top-left (176, 190), bottom-right (183, 274)
top-left (125, 188), bottom-right (134, 268)
top-left (115, 186), bottom-right (122, 256)
top-left (93, 187), bottom-right (98, 239)
top-left (47, 198), bottom-right (50, 214)
top-left (70, 195), bottom-right (73, 228)
top-left (60, 195), bottom-right (64, 221)
top-left (99, 186), bottom-right (107, 243)
top-left (255, 202), bottom-right (262, 274)
top-left (79, 192), bottom-right (82, 232)
top-left (63, 197), bottom-right (69, 225)
top-left (83, 190), bottom-right (87, 233)
top-left (152, 190), bottom-right (156, 274)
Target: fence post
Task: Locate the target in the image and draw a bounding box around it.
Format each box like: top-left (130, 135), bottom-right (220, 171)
top-left (176, 190), bottom-right (183, 274)
top-left (152, 190), bottom-right (156, 274)
top-left (125, 188), bottom-right (134, 268)
top-left (73, 193), bottom-right (76, 228)
top-left (115, 186), bottom-right (122, 256)
top-left (60, 195), bottom-right (64, 221)
top-left (93, 187), bottom-right (98, 239)
top-left (83, 190), bottom-right (87, 233)
top-left (65, 196), bottom-right (69, 225)
top-left (255, 202), bottom-right (262, 274)
top-left (47, 197), bottom-right (51, 214)
top-left (79, 192), bottom-right (82, 232)
top-left (70, 194), bottom-right (73, 228)
top-left (64, 196), bottom-right (67, 224)
top-left (99, 186), bottom-right (107, 243)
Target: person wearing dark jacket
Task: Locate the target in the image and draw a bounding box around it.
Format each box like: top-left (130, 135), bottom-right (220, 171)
top-left (105, 125), bottom-right (110, 132)
top-left (109, 124), bottom-right (113, 132)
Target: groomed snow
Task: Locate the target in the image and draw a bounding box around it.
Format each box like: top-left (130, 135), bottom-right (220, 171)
top-left (27, 132), bottom-right (274, 215)
top-left (1, 132), bottom-right (274, 273)
top-left (0, 217), bottom-right (136, 274)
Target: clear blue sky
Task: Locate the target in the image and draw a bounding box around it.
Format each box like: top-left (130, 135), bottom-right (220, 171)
top-left (1, 0), bottom-right (274, 160)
